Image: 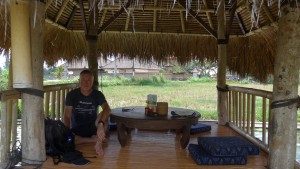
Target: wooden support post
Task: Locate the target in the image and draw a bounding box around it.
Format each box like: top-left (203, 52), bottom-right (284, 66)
top-left (87, 38), bottom-right (99, 89)
top-left (85, 4), bottom-right (99, 90)
top-left (217, 0), bottom-right (228, 125)
top-left (21, 1), bottom-right (46, 164)
top-left (0, 102), bottom-right (8, 168)
top-left (268, 2), bottom-right (300, 168)
top-left (10, 0), bottom-right (33, 88)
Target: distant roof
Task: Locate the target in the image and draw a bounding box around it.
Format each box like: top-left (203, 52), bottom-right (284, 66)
top-left (101, 57), bottom-right (162, 70)
top-left (67, 57), bottom-right (162, 70)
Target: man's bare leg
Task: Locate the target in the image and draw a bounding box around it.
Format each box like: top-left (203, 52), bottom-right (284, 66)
top-left (75, 135), bottom-right (105, 156)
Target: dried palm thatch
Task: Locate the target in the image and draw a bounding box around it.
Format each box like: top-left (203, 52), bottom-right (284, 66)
top-left (0, 6), bottom-right (277, 82)
top-left (0, 7), bottom-right (11, 56)
top-left (44, 23), bottom-right (276, 82)
top-left (228, 28), bottom-right (277, 82)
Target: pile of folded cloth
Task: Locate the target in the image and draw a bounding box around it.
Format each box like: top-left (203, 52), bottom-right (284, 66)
top-left (190, 123), bottom-right (211, 134)
top-left (188, 136), bottom-right (259, 165)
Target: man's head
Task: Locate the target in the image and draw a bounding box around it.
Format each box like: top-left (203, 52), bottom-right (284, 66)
top-left (79, 69), bottom-right (94, 93)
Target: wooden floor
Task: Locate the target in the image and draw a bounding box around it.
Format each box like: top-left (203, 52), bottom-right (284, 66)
top-left (39, 121), bottom-right (268, 169)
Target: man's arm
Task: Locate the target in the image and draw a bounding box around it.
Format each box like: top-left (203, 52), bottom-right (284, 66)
top-left (64, 106), bottom-right (73, 128)
top-left (95, 102), bottom-right (111, 142)
top-left (95, 102), bottom-right (111, 126)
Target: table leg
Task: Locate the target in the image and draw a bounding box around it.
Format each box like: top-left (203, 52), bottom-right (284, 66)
top-left (180, 124), bottom-right (191, 149)
top-left (117, 122), bottom-right (128, 147)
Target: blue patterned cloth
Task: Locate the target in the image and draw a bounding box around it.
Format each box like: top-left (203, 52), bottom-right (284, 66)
top-left (197, 136), bottom-right (259, 156)
top-left (188, 144), bottom-right (247, 165)
top-left (190, 123), bottom-right (211, 134)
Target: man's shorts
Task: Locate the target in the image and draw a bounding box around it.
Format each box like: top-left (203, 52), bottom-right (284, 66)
top-left (71, 124), bottom-right (97, 137)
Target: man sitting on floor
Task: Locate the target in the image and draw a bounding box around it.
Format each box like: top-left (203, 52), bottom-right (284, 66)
top-left (64, 69), bottom-right (111, 157)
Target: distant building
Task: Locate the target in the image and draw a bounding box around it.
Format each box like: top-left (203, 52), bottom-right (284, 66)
top-left (66, 57), bottom-right (191, 80)
top-left (66, 57), bottom-right (162, 78)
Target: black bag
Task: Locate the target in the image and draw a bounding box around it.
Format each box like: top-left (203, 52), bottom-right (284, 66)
top-left (44, 118), bottom-right (90, 165)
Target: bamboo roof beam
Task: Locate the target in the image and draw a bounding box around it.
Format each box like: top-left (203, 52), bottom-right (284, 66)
top-left (202, 0), bottom-right (214, 29)
top-left (87, 7), bottom-right (99, 35)
top-left (69, 0), bottom-right (80, 8)
top-left (153, 0), bottom-right (158, 32)
top-left (45, 0), bottom-right (53, 10)
top-left (226, 0), bottom-right (237, 39)
top-left (245, 22), bottom-right (278, 36)
top-left (178, 0), bottom-right (217, 38)
top-left (125, 10), bottom-right (131, 31)
top-left (46, 18), bottom-right (68, 30)
top-left (262, 1), bottom-right (275, 23)
top-left (235, 12), bottom-right (246, 35)
top-left (98, 0), bottom-right (132, 34)
top-left (79, 0), bottom-right (88, 34)
top-left (55, 0), bottom-right (69, 23)
top-left (66, 6), bottom-right (77, 29)
top-left (100, 4), bottom-right (222, 13)
top-left (100, 9), bottom-right (107, 27)
top-left (179, 11), bottom-right (185, 33)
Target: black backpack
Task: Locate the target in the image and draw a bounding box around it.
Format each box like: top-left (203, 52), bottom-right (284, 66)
top-left (44, 118), bottom-right (85, 165)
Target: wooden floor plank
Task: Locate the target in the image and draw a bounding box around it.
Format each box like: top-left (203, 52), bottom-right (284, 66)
top-left (40, 121), bottom-right (268, 169)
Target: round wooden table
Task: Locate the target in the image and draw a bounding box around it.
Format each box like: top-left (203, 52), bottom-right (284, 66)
top-left (110, 106), bottom-right (200, 149)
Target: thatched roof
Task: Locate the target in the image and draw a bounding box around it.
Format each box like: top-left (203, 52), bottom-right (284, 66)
top-left (0, 0), bottom-right (280, 82)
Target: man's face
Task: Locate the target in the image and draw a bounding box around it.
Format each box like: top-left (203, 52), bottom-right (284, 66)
top-left (79, 73), bottom-right (94, 92)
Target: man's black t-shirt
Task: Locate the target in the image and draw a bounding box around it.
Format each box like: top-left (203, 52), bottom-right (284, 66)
top-left (65, 88), bottom-right (107, 137)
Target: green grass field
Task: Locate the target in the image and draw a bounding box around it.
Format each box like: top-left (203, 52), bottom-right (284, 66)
top-left (100, 80), bottom-right (274, 120)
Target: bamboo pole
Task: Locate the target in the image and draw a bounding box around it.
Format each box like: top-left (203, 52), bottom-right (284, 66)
top-left (87, 38), bottom-right (99, 89)
top-left (247, 94), bottom-right (250, 133)
top-left (56, 90), bottom-right (61, 120)
top-left (6, 100), bottom-right (12, 148)
top-left (234, 92), bottom-right (239, 126)
top-left (251, 95), bottom-right (256, 137)
top-left (51, 91), bottom-right (56, 119)
top-left (262, 97), bottom-right (266, 145)
top-left (242, 92), bottom-right (246, 130)
top-left (238, 92), bottom-right (242, 127)
top-left (61, 89), bottom-right (66, 121)
top-left (11, 99), bottom-right (18, 147)
top-left (87, 5), bottom-right (99, 90)
top-left (233, 91), bottom-right (237, 125)
top-left (217, 0), bottom-right (228, 125)
top-left (44, 92), bottom-right (50, 117)
top-left (228, 91), bottom-right (232, 122)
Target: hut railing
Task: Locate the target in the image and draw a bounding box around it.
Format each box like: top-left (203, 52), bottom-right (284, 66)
top-left (227, 85), bottom-right (273, 153)
top-left (0, 89), bottom-right (20, 167)
top-left (43, 83), bottom-right (78, 120)
top-left (0, 83), bottom-right (78, 167)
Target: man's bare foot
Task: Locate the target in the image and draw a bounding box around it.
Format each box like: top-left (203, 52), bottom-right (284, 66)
top-left (95, 141), bottom-right (104, 157)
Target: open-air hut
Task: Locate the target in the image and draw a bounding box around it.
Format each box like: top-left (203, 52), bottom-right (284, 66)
top-left (0, 0), bottom-right (299, 168)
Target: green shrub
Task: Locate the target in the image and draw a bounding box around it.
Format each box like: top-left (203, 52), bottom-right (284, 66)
top-left (240, 79), bottom-right (250, 84)
top-left (0, 69), bottom-right (9, 91)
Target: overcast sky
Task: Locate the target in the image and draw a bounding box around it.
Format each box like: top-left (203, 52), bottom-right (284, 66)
top-left (0, 53), bottom-right (5, 68)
